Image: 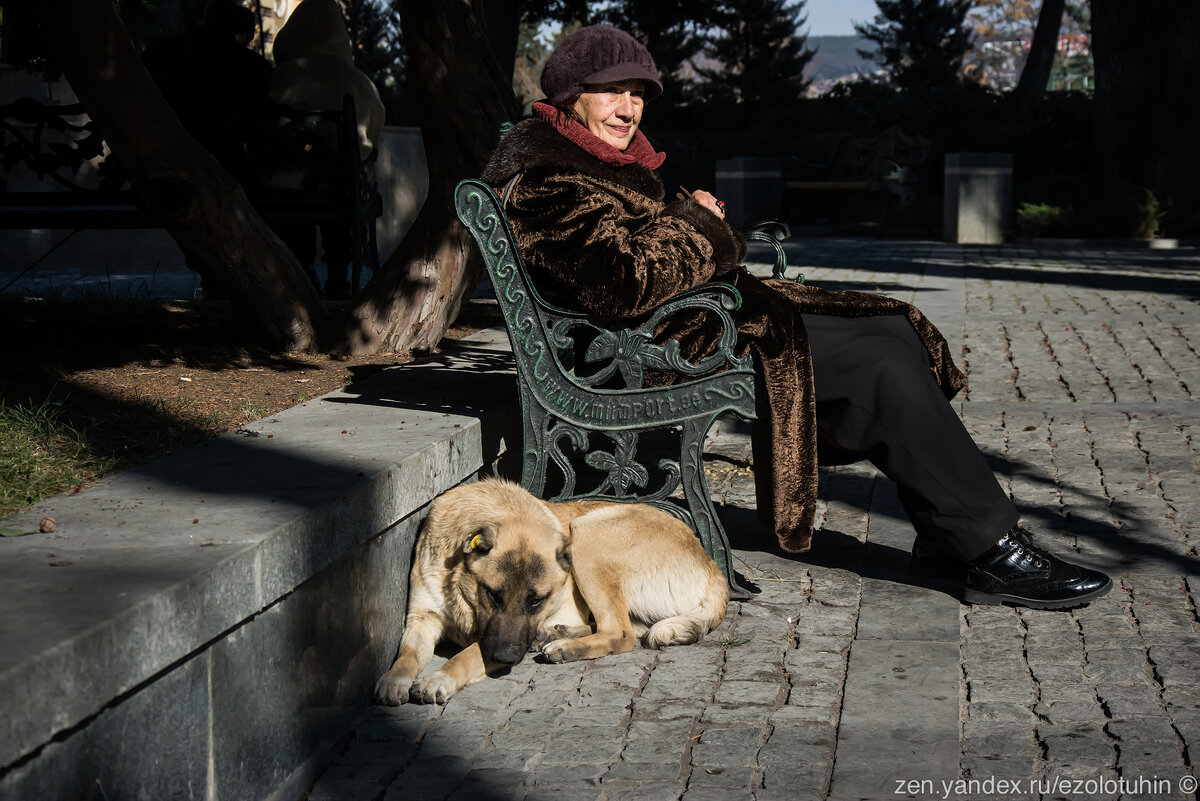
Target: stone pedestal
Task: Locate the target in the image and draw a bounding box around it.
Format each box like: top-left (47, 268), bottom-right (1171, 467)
top-left (943, 153), bottom-right (1013, 244)
top-left (715, 157), bottom-right (782, 228)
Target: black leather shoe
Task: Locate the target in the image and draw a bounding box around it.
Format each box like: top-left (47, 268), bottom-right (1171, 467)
top-left (963, 526), bottom-right (1112, 609)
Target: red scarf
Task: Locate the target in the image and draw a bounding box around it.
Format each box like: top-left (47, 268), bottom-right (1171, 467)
top-left (533, 101), bottom-right (666, 170)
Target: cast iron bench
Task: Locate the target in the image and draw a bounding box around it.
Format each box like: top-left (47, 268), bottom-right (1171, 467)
top-left (784, 126), bottom-right (936, 235)
top-left (455, 178), bottom-right (799, 598)
top-left (0, 94), bottom-right (381, 294)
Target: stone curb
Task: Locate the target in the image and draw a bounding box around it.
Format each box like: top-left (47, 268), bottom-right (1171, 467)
top-left (0, 327), bottom-right (517, 797)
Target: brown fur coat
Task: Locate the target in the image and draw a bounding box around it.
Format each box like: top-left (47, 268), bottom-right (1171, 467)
top-left (480, 119), bottom-right (964, 553)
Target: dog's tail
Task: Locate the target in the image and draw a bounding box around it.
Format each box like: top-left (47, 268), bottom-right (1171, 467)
top-left (644, 615), bottom-right (709, 648)
top-left (643, 569), bottom-right (729, 649)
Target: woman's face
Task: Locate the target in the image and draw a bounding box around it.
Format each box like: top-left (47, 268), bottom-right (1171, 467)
top-left (572, 79), bottom-right (646, 151)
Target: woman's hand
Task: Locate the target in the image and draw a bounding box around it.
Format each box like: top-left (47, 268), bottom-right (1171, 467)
top-left (677, 188), bottom-right (726, 220)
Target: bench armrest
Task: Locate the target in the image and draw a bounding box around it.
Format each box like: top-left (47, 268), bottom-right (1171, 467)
top-left (743, 219), bottom-right (803, 283)
top-left (570, 281), bottom-right (750, 391)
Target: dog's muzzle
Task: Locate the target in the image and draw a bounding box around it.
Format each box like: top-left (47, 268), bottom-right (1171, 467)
top-left (488, 641), bottom-right (527, 666)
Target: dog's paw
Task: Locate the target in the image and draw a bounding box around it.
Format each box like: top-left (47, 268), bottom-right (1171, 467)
top-left (411, 671), bottom-right (459, 705)
top-left (540, 638), bottom-right (586, 664)
top-left (532, 623), bottom-right (586, 651)
top-left (374, 672), bottom-right (415, 706)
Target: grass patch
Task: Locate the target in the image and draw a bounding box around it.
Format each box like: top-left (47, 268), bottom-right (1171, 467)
top-left (0, 397), bottom-right (119, 518)
top-left (0, 295), bottom-right (484, 521)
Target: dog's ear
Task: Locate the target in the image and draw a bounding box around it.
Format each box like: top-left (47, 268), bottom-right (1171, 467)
top-left (463, 527), bottom-right (493, 555)
top-left (556, 542), bottom-right (571, 572)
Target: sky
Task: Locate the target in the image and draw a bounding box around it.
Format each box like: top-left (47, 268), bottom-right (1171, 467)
top-left (803, 0), bottom-right (881, 36)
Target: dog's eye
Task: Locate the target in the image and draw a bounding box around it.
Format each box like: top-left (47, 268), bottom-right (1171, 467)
top-left (528, 594), bottom-right (546, 609)
top-left (485, 586), bottom-right (503, 607)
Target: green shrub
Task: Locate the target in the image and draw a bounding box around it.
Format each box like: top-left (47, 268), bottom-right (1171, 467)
top-left (1015, 183), bottom-right (1164, 240)
top-left (1124, 185), bottom-right (1163, 239)
top-left (1015, 202), bottom-right (1072, 239)
top-left (1073, 184), bottom-right (1162, 239)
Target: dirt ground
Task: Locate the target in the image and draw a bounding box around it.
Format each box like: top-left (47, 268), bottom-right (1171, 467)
top-left (0, 296), bottom-right (495, 508)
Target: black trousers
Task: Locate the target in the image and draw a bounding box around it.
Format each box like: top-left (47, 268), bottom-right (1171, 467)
top-left (803, 313), bottom-right (1018, 561)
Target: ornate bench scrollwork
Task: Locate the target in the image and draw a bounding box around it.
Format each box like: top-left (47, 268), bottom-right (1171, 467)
top-left (455, 178), bottom-right (776, 599)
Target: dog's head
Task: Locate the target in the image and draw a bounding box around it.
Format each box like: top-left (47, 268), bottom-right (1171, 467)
top-left (427, 479), bottom-right (573, 667)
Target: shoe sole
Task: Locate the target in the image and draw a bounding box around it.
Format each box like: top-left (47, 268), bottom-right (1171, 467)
top-left (963, 579), bottom-right (1113, 610)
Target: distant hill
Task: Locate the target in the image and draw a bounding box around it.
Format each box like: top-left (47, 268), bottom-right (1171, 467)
top-left (805, 35), bottom-right (877, 83)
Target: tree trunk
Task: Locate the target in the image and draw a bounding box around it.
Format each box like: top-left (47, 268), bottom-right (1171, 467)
top-left (345, 0), bottom-right (516, 354)
top-left (44, 0), bottom-right (328, 352)
top-left (480, 0), bottom-right (523, 86)
top-left (1012, 0), bottom-right (1065, 106)
top-left (1091, 0), bottom-right (1200, 216)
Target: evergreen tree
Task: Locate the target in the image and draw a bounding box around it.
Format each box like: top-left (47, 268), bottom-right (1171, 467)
top-left (595, 0), bottom-right (720, 114)
top-left (339, 0), bottom-right (406, 123)
top-left (695, 0), bottom-right (815, 127)
top-left (855, 0), bottom-right (972, 91)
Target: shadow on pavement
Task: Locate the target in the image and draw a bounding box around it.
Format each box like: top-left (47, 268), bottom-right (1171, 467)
top-left (784, 243), bottom-right (1200, 302)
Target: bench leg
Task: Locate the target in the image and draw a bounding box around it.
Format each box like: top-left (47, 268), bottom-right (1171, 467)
top-left (520, 398), bottom-right (550, 497)
top-left (521, 405), bottom-right (589, 501)
top-left (680, 417), bottom-right (755, 600)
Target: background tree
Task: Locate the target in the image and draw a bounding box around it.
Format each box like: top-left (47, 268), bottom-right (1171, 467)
top-left (43, 0), bottom-right (329, 351)
top-left (962, 0), bottom-right (1091, 94)
top-left (340, 0), bottom-right (406, 123)
top-left (854, 0), bottom-right (972, 91)
top-left (596, 0), bottom-right (719, 116)
top-left (0, 0), bottom-right (179, 79)
top-left (38, 0), bottom-right (515, 355)
top-left (961, 0), bottom-right (1036, 90)
top-left (497, 1), bottom-right (727, 121)
top-left (1010, 0), bottom-right (1065, 108)
top-left (512, 20), bottom-right (580, 115)
top-left (1049, 2), bottom-right (1091, 92)
top-left (1090, 0), bottom-right (1200, 231)
top-left (345, 0), bottom-right (517, 354)
top-left (479, 0), bottom-right (588, 103)
top-left (693, 0), bottom-right (814, 128)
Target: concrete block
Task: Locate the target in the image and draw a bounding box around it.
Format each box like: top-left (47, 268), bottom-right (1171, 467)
top-left (944, 152), bottom-right (1013, 244)
top-left (0, 650), bottom-right (211, 801)
top-left (0, 331), bottom-right (517, 800)
top-left (715, 158), bottom-right (782, 229)
top-left (209, 515), bottom-right (419, 800)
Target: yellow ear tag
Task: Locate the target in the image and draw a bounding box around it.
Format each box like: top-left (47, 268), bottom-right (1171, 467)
top-left (469, 533), bottom-right (484, 551)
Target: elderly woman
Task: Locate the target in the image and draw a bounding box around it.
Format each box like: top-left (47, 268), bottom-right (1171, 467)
top-left (481, 25), bottom-right (1110, 610)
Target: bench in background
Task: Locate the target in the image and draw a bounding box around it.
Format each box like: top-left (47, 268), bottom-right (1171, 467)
top-left (785, 126), bottom-right (937, 236)
top-left (0, 94), bottom-right (381, 295)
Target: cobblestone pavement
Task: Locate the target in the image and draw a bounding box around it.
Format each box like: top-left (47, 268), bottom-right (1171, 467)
top-left (304, 240), bottom-right (1200, 801)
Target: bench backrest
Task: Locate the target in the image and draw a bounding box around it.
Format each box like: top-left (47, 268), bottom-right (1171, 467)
top-left (455, 178), bottom-right (764, 594)
top-left (454, 179), bottom-right (757, 428)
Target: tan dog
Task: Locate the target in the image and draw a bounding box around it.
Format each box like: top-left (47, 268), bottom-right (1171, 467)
top-left (375, 478), bottom-right (728, 705)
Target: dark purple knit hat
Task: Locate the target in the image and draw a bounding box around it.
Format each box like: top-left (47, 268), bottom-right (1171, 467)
top-left (540, 25), bottom-right (663, 105)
